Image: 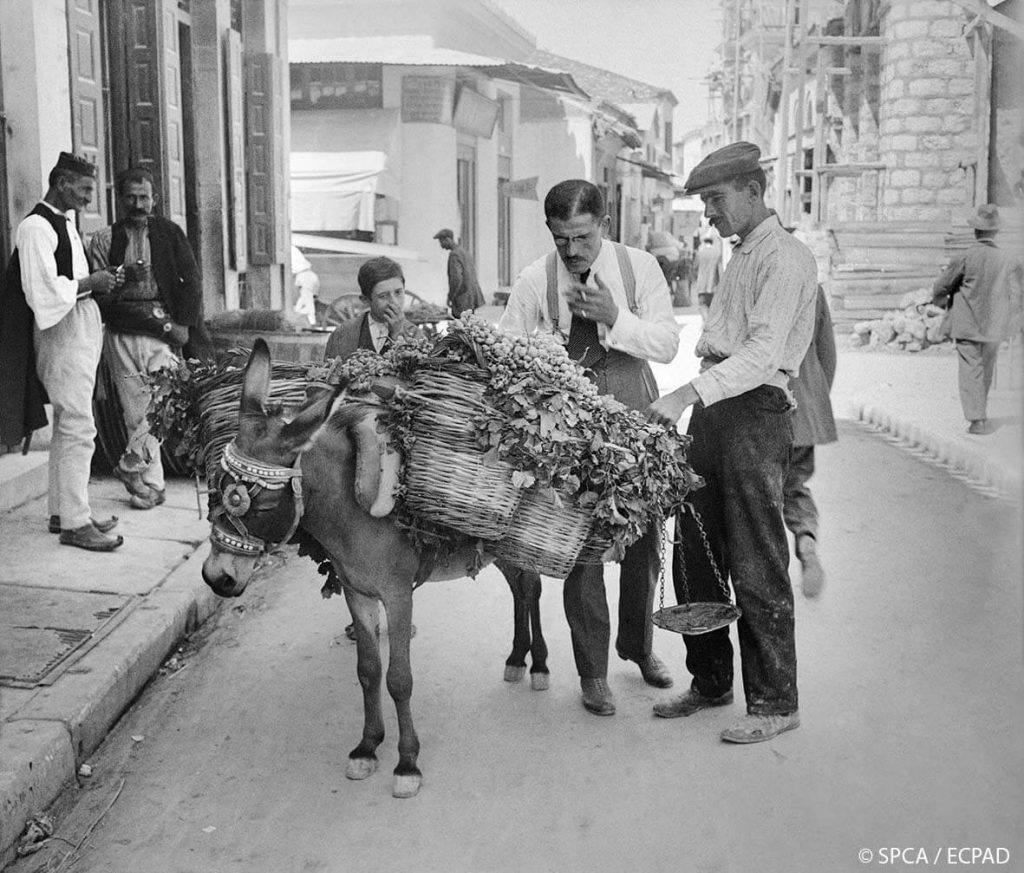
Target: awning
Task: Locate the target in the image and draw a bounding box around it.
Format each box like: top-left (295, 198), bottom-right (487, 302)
top-left (292, 233), bottom-right (423, 262)
top-left (290, 151), bottom-right (385, 233)
top-left (289, 35), bottom-right (587, 98)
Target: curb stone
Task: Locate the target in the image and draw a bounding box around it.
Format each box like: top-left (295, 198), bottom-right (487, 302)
top-left (854, 402), bottom-right (1022, 500)
top-left (0, 542), bottom-right (217, 868)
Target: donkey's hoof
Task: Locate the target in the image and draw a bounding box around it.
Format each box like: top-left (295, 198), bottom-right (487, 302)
top-left (530, 671), bottom-right (550, 691)
top-left (393, 773), bottom-right (422, 798)
top-left (504, 664), bottom-right (526, 683)
top-left (345, 756), bottom-right (379, 781)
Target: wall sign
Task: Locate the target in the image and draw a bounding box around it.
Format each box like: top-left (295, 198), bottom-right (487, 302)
top-left (401, 76), bottom-right (454, 124)
top-left (453, 87), bottom-right (499, 138)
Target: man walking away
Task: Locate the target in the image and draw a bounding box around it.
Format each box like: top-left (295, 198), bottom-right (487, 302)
top-left (785, 284), bottom-right (837, 598)
top-left (931, 203), bottom-right (1024, 435)
top-left (434, 228), bottom-right (485, 317)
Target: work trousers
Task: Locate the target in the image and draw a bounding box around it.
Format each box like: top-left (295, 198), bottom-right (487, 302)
top-left (34, 299), bottom-right (103, 529)
top-left (956, 339), bottom-right (1000, 421)
top-left (783, 445), bottom-right (818, 543)
top-left (674, 385), bottom-right (798, 715)
top-left (104, 331), bottom-right (176, 491)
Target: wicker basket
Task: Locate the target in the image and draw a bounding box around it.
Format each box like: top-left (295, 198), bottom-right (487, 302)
top-left (403, 367), bottom-right (523, 539)
top-left (493, 487), bottom-right (593, 579)
top-left (576, 534), bottom-right (615, 565)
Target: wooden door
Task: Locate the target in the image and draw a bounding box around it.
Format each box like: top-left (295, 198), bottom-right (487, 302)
top-left (67, 0), bottom-right (109, 235)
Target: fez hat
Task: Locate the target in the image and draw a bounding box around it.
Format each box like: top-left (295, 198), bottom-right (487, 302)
top-left (967, 203), bottom-right (1001, 231)
top-left (433, 228), bottom-right (455, 240)
top-left (54, 151), bottom-right (97, 178)
top-left (684, 142), bottom-right (761, 194)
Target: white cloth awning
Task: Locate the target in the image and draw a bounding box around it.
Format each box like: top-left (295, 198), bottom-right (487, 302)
top-left (291, 233), bottom-right (423, 262)
top-left (290, 151), bottom-right (385, 233)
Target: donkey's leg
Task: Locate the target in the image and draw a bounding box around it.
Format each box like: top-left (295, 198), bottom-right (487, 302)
top-left (381, 588), bottom-right (421, 798)
top-left (343, 588), bottom-right (385, 781)
top-left (496, 559), bottom-right (531, 683)
top-left (525, 573), bottom-right (550, 691)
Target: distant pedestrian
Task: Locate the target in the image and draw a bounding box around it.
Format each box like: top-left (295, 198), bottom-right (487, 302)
top-left (931, 203), bottom-right (1024, 435)
top-left (785, 284), bottom-right (837, 598)
top-left (88, 166), bottom-right (205, 511)
top-left (433, 228), bottom-right (485, 317)
top-left (291, 245), bottom-right (320, 326)
top-left (691, 231), bottom-right (722, 320)
top-left (2, 152), bottom-right (122, 550)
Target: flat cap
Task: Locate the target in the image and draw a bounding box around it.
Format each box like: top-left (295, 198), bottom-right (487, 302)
top-left (54, 151), bottom-right (97, 178)
top-left (684, 142), bottom-right (761, 194)
top-left (432, 228), bottom-right (455, 240)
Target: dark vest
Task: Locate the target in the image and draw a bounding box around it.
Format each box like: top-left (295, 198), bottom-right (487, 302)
top-left (545, 243), bottom-right (659, 412)
top-left (0, 203), bottom-right (74, 445)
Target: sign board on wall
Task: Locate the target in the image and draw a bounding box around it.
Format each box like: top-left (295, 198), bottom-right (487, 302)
top-left (453, 87), bottom-right (499, 138)
top-left (401, 76), bottom-right (454, 124)
top-left (500, 176), bottom-right (539, 200)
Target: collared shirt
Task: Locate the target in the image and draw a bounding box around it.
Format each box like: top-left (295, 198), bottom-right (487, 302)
top-left (498, 239), bottom-right (679, 365)
top-left (368, 314), bottom-right (391, 352)
top-left (16, 201), bottom-right (91, 330)
top-left (88, 223), bottom-right (160, 301)
top-left (691, 213), bottom-right (818, 407)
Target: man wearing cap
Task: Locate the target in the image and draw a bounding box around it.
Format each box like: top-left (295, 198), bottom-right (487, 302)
top-left (434, 229), bottom-right (484, 317)
top-left (932, 203), bottom-right (1024, 435)
top-left (499, 179), bottom-right (680, 717)
top-left (3, 153), bottom-right (123, 550)
top-left (88, 165), bottom-right (205, 510)
top-left (647, 142), bottom-right (817, 743)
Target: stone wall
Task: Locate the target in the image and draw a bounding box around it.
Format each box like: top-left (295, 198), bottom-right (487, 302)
top-left (877, 0), bottom-right (977, 222)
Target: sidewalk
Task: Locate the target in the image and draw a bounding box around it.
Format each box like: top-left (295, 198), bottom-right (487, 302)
top-left (0, 330), bottom-right (1021, 866)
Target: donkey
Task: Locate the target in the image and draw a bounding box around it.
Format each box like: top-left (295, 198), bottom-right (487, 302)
top-left (201, 339), bottom-right (548, 798)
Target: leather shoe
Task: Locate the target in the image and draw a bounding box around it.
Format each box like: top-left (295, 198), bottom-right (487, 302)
top-left (113, 465), bottom-right (152, 499)
top-left (49, 515), bottom-right (118, 534)
top-left (720, 711), bottom-right (800, 744)
top-left (130, 488), bottom-right (166, 510)
top-left (633, 652), bottom-right (673, 688)
top-left (580, 678), bottom-right (616, 716)
top-left (59, 522), bottom-right (124, 552)
top-left (653, 688), bottom-right (734, 719)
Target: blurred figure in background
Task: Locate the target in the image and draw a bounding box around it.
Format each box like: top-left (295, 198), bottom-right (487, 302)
top-left (291, 245), bottom-right (320, 326)
top-left (784, 284), bottom-right (836, 598)
top-left (691, 230), bottom-right (723, 320)
top-left (434, 228), bottom-right (484, 317)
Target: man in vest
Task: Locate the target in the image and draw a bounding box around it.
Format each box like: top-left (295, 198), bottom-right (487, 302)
top-left (499, 179), bottom-right (680, 716)
top-left (10, 152), bottom-right (122, 549)
top-left (88, 166), bottom-right (204, 510)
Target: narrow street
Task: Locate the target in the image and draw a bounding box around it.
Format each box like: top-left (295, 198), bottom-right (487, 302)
top-left (11, 421), bottom-right (1022, 873)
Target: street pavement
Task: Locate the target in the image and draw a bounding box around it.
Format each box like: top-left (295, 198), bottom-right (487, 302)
top-left (0, 311), bottom-right (1021, 866)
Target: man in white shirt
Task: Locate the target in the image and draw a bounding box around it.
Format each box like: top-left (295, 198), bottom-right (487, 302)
top-left (648, 142), bottom-right (817, 743)
top-left (13, 152), bottom-right (123, 550)
top-left (291, 245), bottom-right (320, 326)
top-left (499, 179), bottom-right (680, 717)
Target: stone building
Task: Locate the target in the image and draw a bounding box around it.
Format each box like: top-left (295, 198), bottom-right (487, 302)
top-left (707, 0), bottom-right (1023, 329)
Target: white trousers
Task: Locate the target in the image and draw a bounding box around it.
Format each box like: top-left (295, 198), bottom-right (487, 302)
top-left (34, 299), bottom-right (103, 528)
top-left (103, 331), bottom-right (177, 491)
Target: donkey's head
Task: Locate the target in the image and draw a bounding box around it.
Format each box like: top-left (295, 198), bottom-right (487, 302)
top-left (201, 339), bottom-right (337, 597)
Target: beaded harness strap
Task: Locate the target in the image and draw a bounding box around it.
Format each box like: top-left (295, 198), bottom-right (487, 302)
top-left (209, 440), bottom-right (305, 556)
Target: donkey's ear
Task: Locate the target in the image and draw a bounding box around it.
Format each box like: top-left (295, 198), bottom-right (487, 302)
top-left (278, 385), bottom-right (339, 454)
top-left (240, 338), bottom-right (272, 417)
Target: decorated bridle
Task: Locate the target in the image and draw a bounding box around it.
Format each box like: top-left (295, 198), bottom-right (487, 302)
top-left (208, 440), bottom-right (305, 557)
